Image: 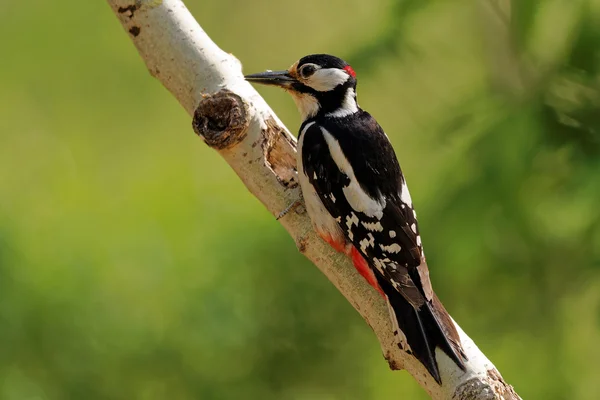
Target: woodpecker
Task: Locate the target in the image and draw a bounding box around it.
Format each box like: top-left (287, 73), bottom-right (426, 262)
top-left (245, 54), bottom-right (467, 384)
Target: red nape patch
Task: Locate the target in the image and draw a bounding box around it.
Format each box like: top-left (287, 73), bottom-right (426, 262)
top-left (343, 65), bottom-right (356, 78)
top-left (350, 247), bottom-right (385, 297)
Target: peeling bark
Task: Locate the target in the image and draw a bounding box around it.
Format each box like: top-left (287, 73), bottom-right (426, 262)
top-left (106, 1), bottom-right (521, 398)
top-left (262, 118), bottom-right (298, 188)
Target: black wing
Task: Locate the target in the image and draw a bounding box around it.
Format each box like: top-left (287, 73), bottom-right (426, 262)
top-left (301, 111), bottom-right (427, 304)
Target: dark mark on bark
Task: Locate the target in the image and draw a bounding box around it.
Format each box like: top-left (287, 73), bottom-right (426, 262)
top-left (129, 26), bottom-right (141, 36)
top-left (384, 351), bottom-right (402, 371)
top-left (118, 4), bottom-right (137, 19)
top-left (192, 89), bottom-right (248, 150)
top-left (396, 342), bottom-right (413, 355)
top-left (296, 235), bottom-right (308, 253)
top-left (262, 117), bottom-right (298, 188)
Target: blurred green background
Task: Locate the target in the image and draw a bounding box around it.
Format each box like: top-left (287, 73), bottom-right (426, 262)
top-left (1, 0), bottom-right (599, 399)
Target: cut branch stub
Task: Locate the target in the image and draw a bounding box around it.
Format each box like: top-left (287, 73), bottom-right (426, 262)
top-left (192, 89), bottom-right (249, 150)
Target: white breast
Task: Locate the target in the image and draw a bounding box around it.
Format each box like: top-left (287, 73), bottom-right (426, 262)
top-left (298, 123), bottom-right (345, 246)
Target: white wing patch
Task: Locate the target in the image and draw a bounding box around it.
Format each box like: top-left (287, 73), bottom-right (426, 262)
top-left (345, 212), bottom-right (359, 240)
top-left (380, 243), bottom-right (402, 253)
top-left (389, 230), bottom-right (396, 238)
top-left (321, 128), bottom-right (385, 219)
top-left (410, 223), bottom-right (417, 234)
top-left (359, 232), bottom-right (375, 253)
top-left (362, 221), bottom-right (383, 232)
top-left (372, 257), bottom-right (386, 275)
top-left (400, 180), bottom-right (412, 207)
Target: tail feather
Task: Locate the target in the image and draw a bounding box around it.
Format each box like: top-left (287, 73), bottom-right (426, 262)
top-left (382, 279), bottom-right (467, 384)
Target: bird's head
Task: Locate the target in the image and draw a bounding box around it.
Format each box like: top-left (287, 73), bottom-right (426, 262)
top-left (245, 54), bottom-right (359, 121)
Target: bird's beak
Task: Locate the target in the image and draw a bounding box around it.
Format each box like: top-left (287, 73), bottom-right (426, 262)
top-left (244, 70), bottom-right (297, 88)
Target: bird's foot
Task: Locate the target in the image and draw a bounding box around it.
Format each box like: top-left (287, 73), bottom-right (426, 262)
top-left (276, 193), bottom-right (304, 220)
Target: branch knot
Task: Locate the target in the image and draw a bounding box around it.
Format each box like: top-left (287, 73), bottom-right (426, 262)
top-left (192, 89), bottom-right (249, 150)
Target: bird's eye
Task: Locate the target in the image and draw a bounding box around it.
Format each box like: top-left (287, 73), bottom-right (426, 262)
top-left (299, 64), bottom-right (316, 79)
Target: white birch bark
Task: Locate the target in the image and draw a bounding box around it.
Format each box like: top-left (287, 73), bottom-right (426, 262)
top-left (106, 1), bottom-right (521, 399)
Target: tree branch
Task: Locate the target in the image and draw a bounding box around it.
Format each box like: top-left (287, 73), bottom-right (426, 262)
top-left (106, 1), bottom-right (521, 398)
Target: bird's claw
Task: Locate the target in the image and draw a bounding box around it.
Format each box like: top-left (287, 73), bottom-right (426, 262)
top-left (276, 194), bottom-right (304, 220)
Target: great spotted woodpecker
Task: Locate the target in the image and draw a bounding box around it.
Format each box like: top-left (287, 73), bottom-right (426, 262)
top-left (245, 54), bottom-right (466, 384)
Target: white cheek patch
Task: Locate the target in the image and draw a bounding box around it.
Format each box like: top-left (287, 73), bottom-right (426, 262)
top-left (306, 68), bottom-right (350, 91)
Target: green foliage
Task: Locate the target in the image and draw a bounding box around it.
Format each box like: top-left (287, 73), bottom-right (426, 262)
top-left (0, 0), bottom-right (599, 399)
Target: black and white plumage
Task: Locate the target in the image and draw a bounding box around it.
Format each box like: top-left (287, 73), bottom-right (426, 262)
top-left (246, 54), bottom-right (466, 384)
